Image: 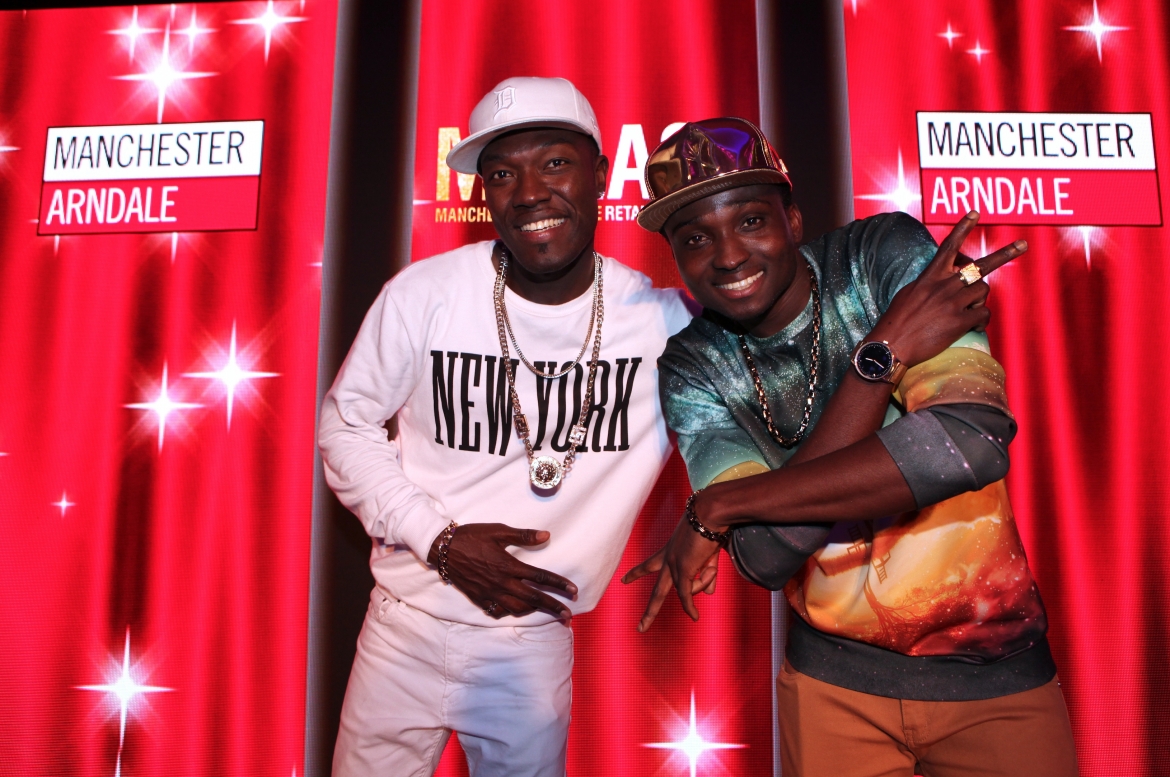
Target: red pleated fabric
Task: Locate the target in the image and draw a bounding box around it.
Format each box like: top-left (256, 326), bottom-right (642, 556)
top-left (0, 4), bottom-right (336, 776)
top-left (844, 1), bottom-right (1170, 773)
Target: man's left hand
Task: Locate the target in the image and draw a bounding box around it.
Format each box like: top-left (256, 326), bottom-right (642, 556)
top-left (621, 511), bottom-right (721, 632)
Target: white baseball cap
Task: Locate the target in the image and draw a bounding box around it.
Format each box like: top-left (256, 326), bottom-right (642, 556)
top-left (445, 76), bottom-right (603, 174)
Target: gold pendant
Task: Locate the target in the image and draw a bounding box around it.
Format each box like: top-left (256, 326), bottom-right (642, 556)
top-left (530, 456), bottom-right (563, 490)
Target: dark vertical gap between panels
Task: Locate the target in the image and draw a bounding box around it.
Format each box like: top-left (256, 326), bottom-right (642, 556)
top-left (758, 4), bottom-right (851, 775)
top-left (306, 0), bottom-right (358, 773)
top-left (754, 10), bottom-right (785, 776)
top-left (310, 1), bottom-right (422, 774)
top-left (764, 0), bottom-right (851, 246)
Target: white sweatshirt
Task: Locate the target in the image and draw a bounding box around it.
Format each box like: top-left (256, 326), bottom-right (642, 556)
top-left (319, 241), bottom-right (692, 627)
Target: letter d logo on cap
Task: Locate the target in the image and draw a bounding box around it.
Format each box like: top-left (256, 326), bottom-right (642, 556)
top-left (494, 87), bottom-right (516, 118)
top-left (446, 77), bottom-right (603, 174)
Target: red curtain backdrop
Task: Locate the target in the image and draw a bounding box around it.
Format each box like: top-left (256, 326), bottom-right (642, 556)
top-left (0, 4), bottom-right (336, 776)
top-left (843, 1), bottom-right (1170, 773)
top-left (411, 1), bottom-right (773, 775)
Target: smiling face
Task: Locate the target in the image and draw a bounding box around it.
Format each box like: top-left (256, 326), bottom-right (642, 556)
top-left (480, 128), bottom-right (608, 287)
top-left (663, 184), bottom-right (806, 336)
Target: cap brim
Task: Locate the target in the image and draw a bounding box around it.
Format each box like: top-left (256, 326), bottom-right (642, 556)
top-left (635, 169), bottom-right (792, 232)
top-left (446, 118), bottom-right (597, 174)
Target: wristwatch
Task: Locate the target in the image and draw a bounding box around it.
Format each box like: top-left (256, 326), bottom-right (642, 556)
top-left (851, 340), bottom-right (907, 385)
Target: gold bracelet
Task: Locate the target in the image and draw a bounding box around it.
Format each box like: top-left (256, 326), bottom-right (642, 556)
top-left (684, 492), bottom-right (730, 545)
top-left (436, 521), bottom-right (458, 583)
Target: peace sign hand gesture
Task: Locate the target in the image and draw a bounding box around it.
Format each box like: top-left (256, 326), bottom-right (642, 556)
top-left (869, 210), bottom-right (1026, 369)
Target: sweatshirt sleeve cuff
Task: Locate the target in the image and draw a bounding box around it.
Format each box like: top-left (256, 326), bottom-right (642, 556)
top-left (394, 502), bottom-right (452, 564)
top-left (875, 410), bottom-right (979, 509)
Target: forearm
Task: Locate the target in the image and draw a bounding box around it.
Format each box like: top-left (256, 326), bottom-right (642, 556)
top-left (317, 284), bottom-right (453, 560)
top-left (787, 370), bottom-right (895, 465)
top-left (704, 435), bottom-right (915, 529)
top-left (712, 361), bottom-right (900, 587)
top-left (705, 401), bottom-right (1015, 528)
top-left (788, 306), bottom-right (931, 466)
top-left (319, 396), bottom-right (449, 559)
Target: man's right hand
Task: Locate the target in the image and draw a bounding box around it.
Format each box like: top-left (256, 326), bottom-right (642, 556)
top-left (427, 523), bottom-right (578, 621)
top-left (870, 211), bottom-right (1025, 368)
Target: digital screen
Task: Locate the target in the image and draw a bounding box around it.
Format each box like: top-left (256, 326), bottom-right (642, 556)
top-left (844, 2), bottom-right (1170, 773)
top-left (0, 4), bottom-right (337, 775)
top-left (3, 1), bottom-right (1168, 775)
top-left (411, 1), bottom-right (774, 775)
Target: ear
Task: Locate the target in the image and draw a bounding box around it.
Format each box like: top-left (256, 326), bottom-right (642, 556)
top-left (595, 155), bottom-right (610, 199)
top-left (786, 203), bottom-right (804, 244)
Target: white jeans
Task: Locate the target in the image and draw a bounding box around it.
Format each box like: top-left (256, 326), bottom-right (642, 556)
top-left (333, 590), bottom-right (574, 777)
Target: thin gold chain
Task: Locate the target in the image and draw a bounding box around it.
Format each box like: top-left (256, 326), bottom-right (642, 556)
top-left (498, 247), bottom-right (601, 379)
top-left (739, 264), bottom-right (821, 449)
top-left (494, 249), bottom-right (604, 482)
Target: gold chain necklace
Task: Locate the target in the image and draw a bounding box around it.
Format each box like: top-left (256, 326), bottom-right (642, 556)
top-left (738, 264), bottom-right (821, 449)
top-left (498, 250), bottom-right (601, 380)
top-left (493, 249), bottom-right (604, 489)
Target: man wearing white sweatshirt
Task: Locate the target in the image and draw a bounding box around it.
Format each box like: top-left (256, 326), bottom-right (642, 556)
top-left (318, 77), bottom-right (691, 777)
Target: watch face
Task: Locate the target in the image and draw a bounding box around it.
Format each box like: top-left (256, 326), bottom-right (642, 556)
top-left (856, 342), bottom-right (894, 380)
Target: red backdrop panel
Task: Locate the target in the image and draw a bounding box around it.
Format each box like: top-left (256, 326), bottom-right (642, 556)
top-left (0, 3), bottom-right (336, 776)
top-left (843, 1), bottom-right (1170, 773)
top-left (411, 2), bottom-right (773, 775)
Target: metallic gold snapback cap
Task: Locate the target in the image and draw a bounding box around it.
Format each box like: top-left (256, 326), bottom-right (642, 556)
top-left (636, 117), bottom-right (792, 233)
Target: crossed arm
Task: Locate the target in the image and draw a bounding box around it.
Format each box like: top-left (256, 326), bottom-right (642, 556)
top-left (624, 212), bottom-right (1026, 630)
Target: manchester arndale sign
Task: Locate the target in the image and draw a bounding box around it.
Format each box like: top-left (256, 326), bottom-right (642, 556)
top-left (917, 112), bottom-right (1161, 226)
top-left (38, 120), bottom-right (265, 235)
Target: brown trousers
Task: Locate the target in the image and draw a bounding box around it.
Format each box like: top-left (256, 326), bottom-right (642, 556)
top-left (777, 661), bottom-right (1079, 777)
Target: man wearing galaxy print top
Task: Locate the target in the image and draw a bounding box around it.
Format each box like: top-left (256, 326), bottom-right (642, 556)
top-left (624, 118), bottom-right (1077, 775)
top-left (319, 78), bottom-right (691, 776)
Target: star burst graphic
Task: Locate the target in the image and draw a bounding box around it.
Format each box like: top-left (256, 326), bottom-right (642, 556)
top-left (125, 364), bottom-right (201, 452)
top-left (115, 25), bottom-right (216, 123)
top-left (185, 323), bottom-right (279, 429)
top-left (108, 6), bottom-right (160, 61)
top-left (939, 22), bottom-right (963, 49)
top-left (78, 630), bottom-right (172, 777)
top-left (1064, 225), bottom-right (1106, 268)
top-left (1064, 0), bottom-right (1128, 63)
top-left (967, 39), bottom-right (991, 63)
top-left (0, 138), bottom-right (17, 174)
top-left (645, 691), bottom-right (744, 777)
top-left (178, 7), bottom-right (216, 56)
top-left (0, 128), bottom-right (18, 170)
top-left (53, 492), bottom-right (76, 517)
top-left (231, 0), bottom-right (307, 63)
top-left (855, 149), bottom-right (922, 216)
top-left (847, 0), bottom-right (871, 17)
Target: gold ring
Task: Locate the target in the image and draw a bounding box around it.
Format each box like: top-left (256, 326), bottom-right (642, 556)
top-left (959, 264), bottom-right (982, 285)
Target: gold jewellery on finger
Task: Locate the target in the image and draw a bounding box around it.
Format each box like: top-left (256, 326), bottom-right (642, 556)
top-left (959, 263), bottom-right (983, 285)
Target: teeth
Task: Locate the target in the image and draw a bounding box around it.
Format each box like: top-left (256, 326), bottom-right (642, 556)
top-left (519, 218), bottom-right (566, 233)
top-left (716, 271), bottom-right (764, 291)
